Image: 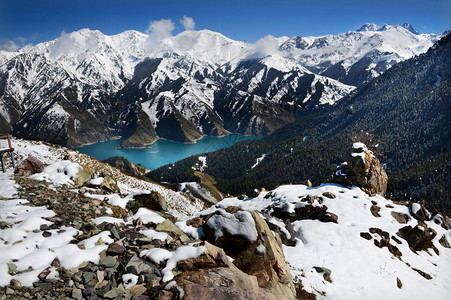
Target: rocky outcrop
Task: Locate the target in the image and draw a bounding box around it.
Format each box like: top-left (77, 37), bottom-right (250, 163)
top-left (269, 195), bottom-right (338, 224)
top-left (332, 142), bottom-right (388, 196)
top-left (175, 242), bottom-right (277, 300)
top-left (397, 223), bottom-right (437, 251)
top-left (203, 207), bottom-right (296, 300)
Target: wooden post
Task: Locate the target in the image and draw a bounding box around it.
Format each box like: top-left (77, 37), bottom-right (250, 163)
top-left (7, 134), bottom-right (12, 149)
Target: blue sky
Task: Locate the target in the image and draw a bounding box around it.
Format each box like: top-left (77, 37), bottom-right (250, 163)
top-left (0, 0), bottom-right (449, 49)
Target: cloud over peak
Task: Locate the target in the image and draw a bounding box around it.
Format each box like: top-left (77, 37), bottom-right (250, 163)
top-left (180, 16), bottom-right (195, 31)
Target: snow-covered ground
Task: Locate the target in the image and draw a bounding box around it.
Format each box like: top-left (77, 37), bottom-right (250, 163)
top-left (0, 138), bottom-right (206, 287)
top-left (201, 184), bottom-right (451, 299)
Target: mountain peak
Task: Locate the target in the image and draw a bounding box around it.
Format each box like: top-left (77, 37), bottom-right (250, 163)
top-left (356, 23), bottom-right (418, 35)
top-left (400, 23), bottom-right (419, 34)
top-left (356, 23), bottom-right (381, 32)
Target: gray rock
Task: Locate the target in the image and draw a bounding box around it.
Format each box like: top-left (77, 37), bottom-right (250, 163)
top-left (101, 256), bottom-right (118, 268)
top-left (126, 256), bottom-right (159, 275)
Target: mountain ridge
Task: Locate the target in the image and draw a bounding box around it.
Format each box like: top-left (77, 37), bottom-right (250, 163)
top-left (0, 23), bottom-right (441, 147)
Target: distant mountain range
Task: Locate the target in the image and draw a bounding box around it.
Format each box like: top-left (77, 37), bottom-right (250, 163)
top-left (148, 33), bottom-right (451, 213)
top-left (0, 23), bottom-right (440, 147)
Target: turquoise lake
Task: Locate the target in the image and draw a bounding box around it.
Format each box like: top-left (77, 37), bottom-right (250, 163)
top-left (74, 134), bottom-right (259, 171)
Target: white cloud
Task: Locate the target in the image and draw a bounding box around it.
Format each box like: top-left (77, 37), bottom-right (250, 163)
top-left (180, 16), bottom-right (195, 31)
top-left (0, 40), bottom-right (20, 52)
top-left (251, 35), bottom-right (282, 58)
top-left (146, 19), bottom-right (175, 41)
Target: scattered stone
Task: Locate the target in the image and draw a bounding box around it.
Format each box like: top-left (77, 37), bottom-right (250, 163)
top-left (412, 268), bottom-right (432, 280)
top-left (130, 284), bottom-right (147, 295)
top-left (72, 288), bottom-right (83, 300)
top-left (14, 155), bottom-right (45, 176)
top-left (370, 204), bottom-right (381, 217)
top-left (126, 191), bottom-right (167, 213)
top-left (107, 243), bottom-right (126, 255)
top-left (391, 212), bottom-right (410, 224)
top-left (33, 281), bottom-right (52, 291)
top-left (410, 202), bottom-right (431, 221)
top-left (397, 277), bottom-right (402, 289)
top-left (360, 232), bottom-right (372, 240)
top-left (397, 223), bottom-right (437, 251)
top-left (38, 267), bottom-right (51, 280)
top-left (10, 279), bottom-right (21, 287)
top-left (7, 263), bottom-right (17, 275)
top-left (318, 212), bottom-right (339, 223)
top-left (104, 287), bottom-right (127, 298)
top-left (187, 217), bottom-right (204, 228)
top-left (74, 167), bottom-right (92, 187)
top-left (6, 288), bottom-right (15, 295)
top-left (439, 235), bottom-right (451, 248)
top-left (126, 256), bottom-right (159, 275)
top-left (83, 272), bottom-right (96, 284)
top-left (42, 231), bottom-right (52, 237)
top-left (155, 219), bottom-right (190, 242)
top-left (313, 266), bottom-right (332, 282)
top-left (99, 175), bottom-right (120, 193)
top-left (101, 256), bottom-right (118, 268)
top-left (322, 192), bottom-right (336, 199)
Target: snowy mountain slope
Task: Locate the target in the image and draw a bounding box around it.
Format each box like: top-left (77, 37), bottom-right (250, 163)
top-left (194, 183), bottom-right (451, 299)
top-left (280, 23), bottom-right (440, 86)
top-left (0, 23), bottom-right (439, 147)
top-left (0, 53), bottom-right (114, 146)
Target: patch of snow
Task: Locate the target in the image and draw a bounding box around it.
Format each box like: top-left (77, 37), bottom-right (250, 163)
top-left (122, 273), bottom-right (139, 289)
top-left (251, 154), bottom-right (266, 169)
top-left (205, 209), bottom-right (258, 243)
top-left (30, 160), bottom-right (83, 186)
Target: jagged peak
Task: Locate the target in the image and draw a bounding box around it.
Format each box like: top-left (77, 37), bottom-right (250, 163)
top-left (356, 22), bottom-right (418, 35)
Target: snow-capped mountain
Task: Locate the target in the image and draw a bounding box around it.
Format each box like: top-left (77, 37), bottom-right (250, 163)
top-left (0, 23), bottom-right (440, 147)
top-left (280, 23), bottom-right (440, 86)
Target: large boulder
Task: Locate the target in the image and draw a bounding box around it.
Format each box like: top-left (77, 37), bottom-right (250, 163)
top-left (175, 242), bottom-right (277, 300)
top-left (15, 155), bottom-right (45, 176)
top-left (203, 207), bottom-right (296, 300)
top-left (333, 142), bottom-right (388, 196)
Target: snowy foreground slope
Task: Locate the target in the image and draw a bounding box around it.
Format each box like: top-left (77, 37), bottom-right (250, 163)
top-left (201, 185), bottom-right (451, 299)
top-left (0, 139), bottom-right (450, 299)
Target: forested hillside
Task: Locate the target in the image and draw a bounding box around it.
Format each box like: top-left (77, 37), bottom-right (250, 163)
top-left (149, 34), bottom-right (451, 213)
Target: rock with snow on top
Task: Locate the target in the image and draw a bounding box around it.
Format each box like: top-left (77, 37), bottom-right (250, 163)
top-left (332, 142), bottom-right (388, 196)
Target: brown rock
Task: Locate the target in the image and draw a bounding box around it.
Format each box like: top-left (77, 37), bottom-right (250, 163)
top-left (360, 232), bottom-right (372, 240)
top-left (322, 192), bottom-right (336, 199)
top-left (129, 284), bottom-right (147, 295)
top-left (126, 191), bottom-right (167, 213)
top-left (391, 211), bottom-right (410, 224)
top-left (370, 204), bottom-right (381, 217)
top-left (397, 223), bottom-right (437, 251)
top-left (397, 277), bottom-right (402, 289)
top-left (107, 243), bottom-right (126, 255)
top-left (187, 217), bottom-right (205, 228)
top-left (332, 143), bottom-right (388, 196)
top-left (176, 266), bottom-right (277, 300)
top-left (99, 175), bottom-right (119, 193)
top-left (410, 202), bottom-right (431, 221)
top-left (439, 235), bottom-right (451, 248)
top-left (15, 155), bottom-right (45, 176)
top-left (177, 242), bottom-right (230, 271)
